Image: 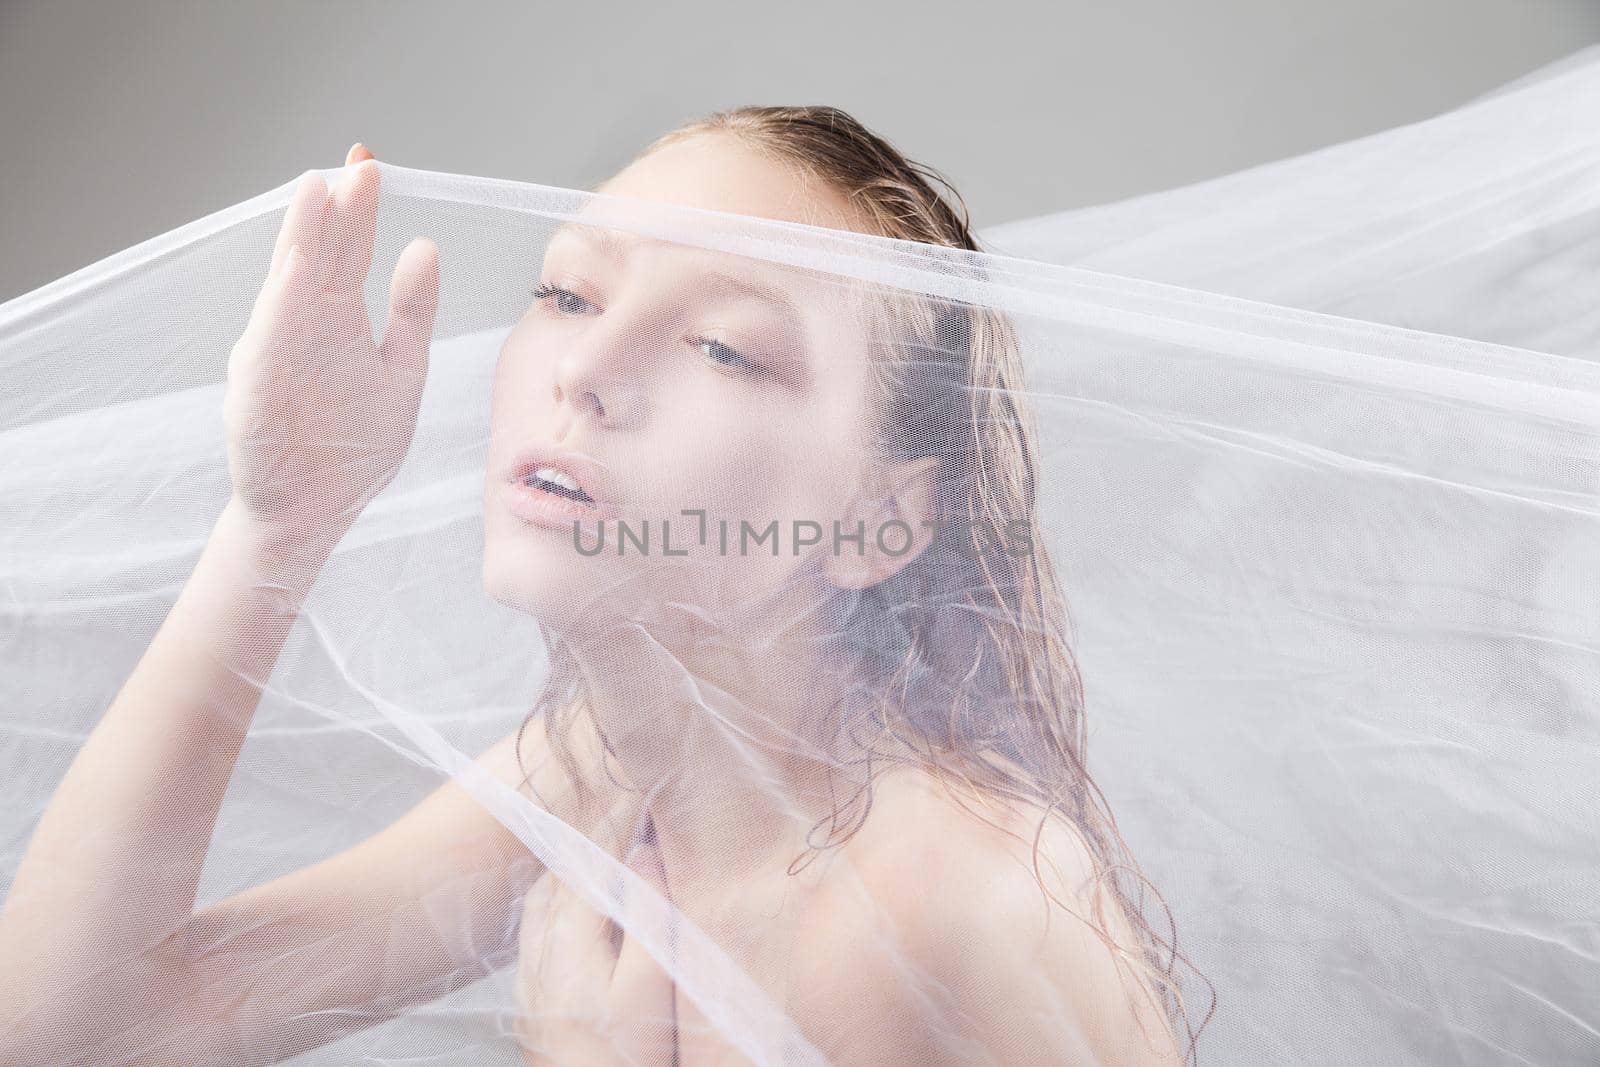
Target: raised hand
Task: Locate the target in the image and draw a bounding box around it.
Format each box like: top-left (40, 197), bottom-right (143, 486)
top-left (224, 142), bottom-right (440, 563)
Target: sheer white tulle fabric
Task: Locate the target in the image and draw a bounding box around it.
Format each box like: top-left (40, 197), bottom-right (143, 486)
top-left (2, 53), bottom-right (1598, 1067)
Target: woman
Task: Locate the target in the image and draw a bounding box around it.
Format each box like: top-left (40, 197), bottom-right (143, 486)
top-left (0, 110), bottom-right (1201, 1065)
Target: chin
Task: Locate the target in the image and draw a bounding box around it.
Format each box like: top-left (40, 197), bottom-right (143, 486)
top-left (483, 524), bottom-right (591, 620)
top-left (481, 510), bottom-right (656, 633)
top-left (480, 494), bottom-right (813, 643)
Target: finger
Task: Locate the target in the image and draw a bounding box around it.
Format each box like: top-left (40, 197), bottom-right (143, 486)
top-left (326, 158), bottom-right (381, 294)
top-left (231, 243), bottom-right (310, 391)
top-left (247, 241), bottom-right (319, 354)
top-left (517, 875), bottom-right (558, 983)
top-left (267, 172), bottom-right (330, 285)
top-left (600, 826), bottom-right (679, 1061)
top-left (539, 877), bottom-right (620, 991)
top-left (378, 237), bottom-right (440, 371)
top-left (345, 141), bottom-right (375, 166)
top-left (248, 239), bottom-right (308, 329)
top-left (611, 822), bottom-right (676, 992)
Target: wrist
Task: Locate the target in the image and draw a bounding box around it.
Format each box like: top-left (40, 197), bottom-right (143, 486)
top-left (214, 497), bottom-right (345, 595)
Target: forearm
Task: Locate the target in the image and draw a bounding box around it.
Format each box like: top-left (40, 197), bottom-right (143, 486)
top-left (0, 497), bottom-right (336, 990)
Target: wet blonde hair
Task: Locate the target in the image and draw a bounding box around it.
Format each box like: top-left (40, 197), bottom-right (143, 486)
top-left (523, 104), bottom-right (1213, 1061)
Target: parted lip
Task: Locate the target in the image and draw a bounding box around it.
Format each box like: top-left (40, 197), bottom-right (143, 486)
top-left (504, 443), bottom-right (615, 511)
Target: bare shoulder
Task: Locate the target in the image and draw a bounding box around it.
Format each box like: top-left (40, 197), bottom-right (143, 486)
top-left (848, 763), bottom-right (1100, 901)
top-left (792, 764), bottom-right (1186, 1067)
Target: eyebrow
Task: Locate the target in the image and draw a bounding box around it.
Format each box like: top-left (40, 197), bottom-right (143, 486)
top-left (547, 223), bottom-right (809, 325)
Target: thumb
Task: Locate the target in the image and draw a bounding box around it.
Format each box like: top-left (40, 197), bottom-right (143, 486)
top-left (379, 236), bottom-right (440, 371)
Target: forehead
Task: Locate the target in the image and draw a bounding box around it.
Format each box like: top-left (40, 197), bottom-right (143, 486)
top-left (552, 130), bottom-right (885, 315)
top-left (596, 131), bottom-right (872, 231)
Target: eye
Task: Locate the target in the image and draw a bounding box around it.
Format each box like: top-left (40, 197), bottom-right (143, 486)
top-left (532, 283), bottom-right (595, 316)
top-left (693, 336), bottom-right (759, 374)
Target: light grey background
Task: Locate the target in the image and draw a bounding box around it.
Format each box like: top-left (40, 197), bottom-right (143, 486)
top-left (2, 0), bottom-right (1599, 302)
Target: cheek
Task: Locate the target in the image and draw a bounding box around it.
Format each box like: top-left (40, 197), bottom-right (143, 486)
top-left (486, 341), bottom-right (556, 449)
top-left (648, 389), bottom-right (863, 529)
top-left (491, 331), bottom-right (551, 402)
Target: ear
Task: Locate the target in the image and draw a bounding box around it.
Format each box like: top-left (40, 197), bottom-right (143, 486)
top-left (822, 455), bottom-right (941, 591)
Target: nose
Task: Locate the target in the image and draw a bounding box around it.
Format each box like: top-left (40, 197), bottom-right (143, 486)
top-left (550, 317), bottom-right (650, 430)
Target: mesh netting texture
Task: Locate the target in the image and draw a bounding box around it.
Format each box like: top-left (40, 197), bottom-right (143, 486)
top-left (2, 51), bottom-right (1599, 1067)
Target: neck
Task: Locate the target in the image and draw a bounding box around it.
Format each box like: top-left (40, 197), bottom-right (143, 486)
top-left (560, 613), bottom-right (866, 891)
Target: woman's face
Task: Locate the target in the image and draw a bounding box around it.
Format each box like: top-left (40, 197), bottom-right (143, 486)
top-left (482, 132), bottom-right (897, 637)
